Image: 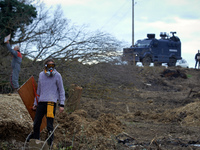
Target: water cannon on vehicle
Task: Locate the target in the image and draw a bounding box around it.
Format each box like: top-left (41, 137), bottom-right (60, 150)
top-left (123, 31), bottom-right (182, 66)
top-left (160, 32), bottom-right (167, 39)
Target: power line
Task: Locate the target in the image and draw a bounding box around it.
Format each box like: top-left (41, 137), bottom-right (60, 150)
top-left (100, 0), bottom-right (141, 34)
top-left (100, 0), bottom-right (131, 30)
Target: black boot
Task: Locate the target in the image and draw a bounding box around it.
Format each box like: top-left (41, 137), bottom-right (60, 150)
top-left (47, 130), bottom-right (54, 146)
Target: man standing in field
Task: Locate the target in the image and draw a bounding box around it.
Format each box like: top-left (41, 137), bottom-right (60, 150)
top-left (195, 50), bottom-right (200, 69)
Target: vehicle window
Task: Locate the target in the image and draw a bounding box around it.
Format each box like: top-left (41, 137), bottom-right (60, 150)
top-left (136, 40), bottom-right (151, 48)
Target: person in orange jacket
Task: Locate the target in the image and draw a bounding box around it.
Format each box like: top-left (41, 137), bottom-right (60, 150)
top-left (5, 40), bottom-right (22, 92)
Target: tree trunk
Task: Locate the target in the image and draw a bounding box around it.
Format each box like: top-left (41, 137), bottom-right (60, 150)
top-left (65, 84), bottom-right (82, 113)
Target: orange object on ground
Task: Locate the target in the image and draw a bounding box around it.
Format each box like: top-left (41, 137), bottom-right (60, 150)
top-left (18, 76), bottom-right (47, 132)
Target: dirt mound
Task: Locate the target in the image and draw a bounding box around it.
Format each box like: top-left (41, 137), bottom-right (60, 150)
top-left (0, 94), bottom-right (32, 141)
top-left (53, 110), bottom-right (124, 144)
top-left (0, 94), bottom-right (124, 149)
top-left (164, 101), bottom-right (200, 126)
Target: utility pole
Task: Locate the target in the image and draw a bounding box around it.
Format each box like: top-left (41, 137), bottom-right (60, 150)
top-left (132, 0), bottom-right (134, 46)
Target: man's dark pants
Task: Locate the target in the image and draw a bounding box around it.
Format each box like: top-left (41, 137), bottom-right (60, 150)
top-left (33, 102), bottom-right (56, 144)
top-left (195, 60), bottom-right (200, 69)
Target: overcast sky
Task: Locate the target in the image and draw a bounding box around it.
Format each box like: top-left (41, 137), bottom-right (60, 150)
top-left (42, 0), bottom-right (200, 68)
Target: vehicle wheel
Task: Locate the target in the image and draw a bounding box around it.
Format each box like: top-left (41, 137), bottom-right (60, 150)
top-left (142, 56), bottom-right (151, 66)
top-left (168, 58), bottom-right (176, 67)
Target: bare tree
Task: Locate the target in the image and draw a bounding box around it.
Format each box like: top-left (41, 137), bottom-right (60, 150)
top-left (12, 3), bottom-right (122, 65)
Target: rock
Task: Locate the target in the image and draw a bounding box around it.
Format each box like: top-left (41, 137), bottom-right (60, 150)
top-left (29, 139), bottom-right (49, 150)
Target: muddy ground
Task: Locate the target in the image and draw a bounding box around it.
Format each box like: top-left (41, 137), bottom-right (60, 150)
top-left (1, 65), bottom-right (200, 150)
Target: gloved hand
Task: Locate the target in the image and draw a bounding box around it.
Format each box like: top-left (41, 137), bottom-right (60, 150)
top-left (32, 105), bottom-right (37, 111)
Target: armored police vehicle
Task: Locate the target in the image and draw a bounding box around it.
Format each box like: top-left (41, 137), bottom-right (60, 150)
top-left (123, 32), bottom-right (182, 66)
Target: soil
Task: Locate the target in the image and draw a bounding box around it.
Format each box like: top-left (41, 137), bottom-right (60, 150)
top-left (1, 66), bottom-right (200, 150)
